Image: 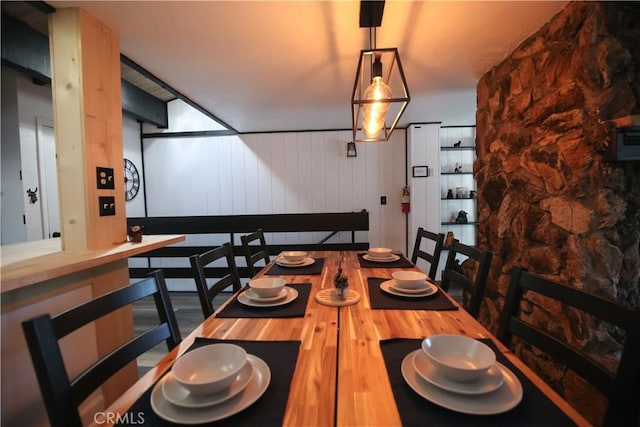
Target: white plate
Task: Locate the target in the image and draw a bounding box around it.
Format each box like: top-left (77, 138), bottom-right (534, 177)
top-left (380, 280), bottom-right (438, 298)
top-left (237, 286), bottom-right (298, 307)
top-left (162, 360), bottom-right (253, 408)
top-left (363, 254), bottom-right (400, 263)
top-left (390, 282), bottom-right (433, 295)
top-left (275, 257), bottom-right (315, 268)
top-left (244, 288), bottom-right (288, 303)
top-left (402, 350), bottom-right (522, 415)
top-left (412, 350), bottom-right (504, 395)
top-left (152, 354), bottom-right (271, 424)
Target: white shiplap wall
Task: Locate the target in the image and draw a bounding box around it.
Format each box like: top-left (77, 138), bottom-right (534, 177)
top-left (138, 126), bottom-right (407, 291)
top-left (142, 130), bottom-right (407, 251)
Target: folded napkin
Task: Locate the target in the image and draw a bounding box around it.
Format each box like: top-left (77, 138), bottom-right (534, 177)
top-left (264, 258), bottom-right (325, 275)
top-left (216, 283), bottom-right (311, 318)
top-left (118, 338), bottom-right (300, 427)
top-left (380, 338), bottom-right (576, 426)
top-left (367, 278), bottom-right (458, 311)
top-left (358, 253), bottom-right (414, 268)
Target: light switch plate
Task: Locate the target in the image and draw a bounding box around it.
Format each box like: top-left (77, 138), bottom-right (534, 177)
top-left (99, 196), bottom-right (115, 216)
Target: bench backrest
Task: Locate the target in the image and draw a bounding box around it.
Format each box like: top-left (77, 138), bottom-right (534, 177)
top-left (127, 211), bottom-right (369, 279)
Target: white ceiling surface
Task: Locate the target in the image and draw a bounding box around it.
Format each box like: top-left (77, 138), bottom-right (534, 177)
top-left (49, 1), bottom-right (568, 133)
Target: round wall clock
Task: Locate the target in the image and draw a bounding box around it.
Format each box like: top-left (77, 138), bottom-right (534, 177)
top-left (124, 158), bottom-right (140, 201)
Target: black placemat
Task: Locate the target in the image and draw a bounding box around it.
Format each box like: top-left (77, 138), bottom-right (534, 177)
top-left (216, 283), bottom-right (311, 318)
top-left (380, 338), bottom-right (577, 426)
top-left (367, 278), bottom-right (458, 311)
top-left (358, 253), bottom-right (414, 268)
top-left (264, 258), bottom-right (325, 275)
top-left (118, 338), bottom-right (300, 426)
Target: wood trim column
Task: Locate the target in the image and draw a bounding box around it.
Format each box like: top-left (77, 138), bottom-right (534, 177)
top-left (49, 7), bottom-right (126, 252)
top-left (48, 8), bottom-right (133, 413)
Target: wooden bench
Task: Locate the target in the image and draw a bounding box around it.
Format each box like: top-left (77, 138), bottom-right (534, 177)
top-left (127, 211), bottom-right (369, 279)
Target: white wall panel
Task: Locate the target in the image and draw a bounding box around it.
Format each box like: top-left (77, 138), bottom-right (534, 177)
top-left (243, 137), bottom-right (260, 213)
top-left (123, 117), bottom-right (146, 217)
top-left (204, 138), bottom-right (222, 215)
top-left (230, 137), bottom-right (247, 214)
top-left (408, 123), bottom-right (441, 253)
top-left (141, 127), bottom-right (409, 254)
top-left (297, 132), bottom-right (313, 215)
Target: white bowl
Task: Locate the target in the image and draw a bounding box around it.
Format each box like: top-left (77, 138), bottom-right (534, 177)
top-left (367, 247), bottom-right (393, 259)
top-left (421, 334), bottom-right (496, 382)
top-left (248, 277), bottom-right (287, 298)
top-left (392, 271), bottom-right (427, 289)
top-left (172, 344), bottom-right (247, 395)
top-left (282, 251), bottom-right (307, 263)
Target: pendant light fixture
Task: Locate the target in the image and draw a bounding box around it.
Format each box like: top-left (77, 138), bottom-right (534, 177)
top-left (352, 1), bottom-right (410, 142)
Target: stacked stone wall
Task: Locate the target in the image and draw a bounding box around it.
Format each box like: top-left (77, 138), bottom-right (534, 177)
top-left (475, 2), bottom-right (639, 424)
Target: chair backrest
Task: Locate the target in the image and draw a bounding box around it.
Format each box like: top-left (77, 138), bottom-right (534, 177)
top-left (497, 267), bottom-right (640, 427)
top-left (22, 270), bottom-right (181, 427)
top-left (440, 239), bottom-right (492, 318)
top-left (241, 228), bottom-right (271, 277)
top-left (189, 242), bottom-right (242, 318)
top-left (410, 227), bottom-right (444, 280)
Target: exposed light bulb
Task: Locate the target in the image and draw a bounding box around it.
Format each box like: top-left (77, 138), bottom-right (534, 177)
top-left (362, 75), bottom-right (392, 139)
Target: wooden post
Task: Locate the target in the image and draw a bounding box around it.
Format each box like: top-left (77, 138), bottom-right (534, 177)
top-left (49, 7), bottom-right (127, 251)
top-left (48, 8), bottom-right (134, 414)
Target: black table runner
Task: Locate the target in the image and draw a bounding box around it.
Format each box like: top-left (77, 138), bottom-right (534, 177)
top-left (263, 258), bottom-right (325, 275)
top-left (118, 338), bottom-right (300, 427)
top-left (357, 253), bottom-right (414, 268)
top-left (380, 338), bottom-right (576, 426)
top-left (367, 278), bottom-right (458, 311)
top-left (216, 283), bottom-right (311, 318)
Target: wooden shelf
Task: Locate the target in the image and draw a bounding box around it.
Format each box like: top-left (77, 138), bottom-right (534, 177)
top-left (440, 146), bottom-right (476, 151)
top-left (441, 197), bottom-right (476, 200)
top-left (441, 172), bottom-right (474, 175)
top-left (441, 221), bottom-right (479, 225)
top-left (1, 234), bottom-right (185, 294)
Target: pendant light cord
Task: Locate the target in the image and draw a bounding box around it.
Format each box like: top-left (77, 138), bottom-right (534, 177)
top-left (369, 27), bottom-right (377, 50)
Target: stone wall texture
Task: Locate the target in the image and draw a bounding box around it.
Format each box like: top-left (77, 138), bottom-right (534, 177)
top-left (475, 2), bottom-right (640, 425)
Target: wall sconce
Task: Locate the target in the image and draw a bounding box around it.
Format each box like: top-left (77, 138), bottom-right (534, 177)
top-left (347, 141), bottom-right (357, 158)
top-left (351, 2), bottom-right (410, 142)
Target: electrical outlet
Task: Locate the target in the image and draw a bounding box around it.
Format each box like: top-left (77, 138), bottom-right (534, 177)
top-left (381, 196), bottom-right (387, 205)
top-left (99, 196), bottom-right (116, 216)
top-left (96, 167), bottom-right (115, 189)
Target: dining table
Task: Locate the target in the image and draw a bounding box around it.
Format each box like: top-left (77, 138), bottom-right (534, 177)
top-left (99, 250), bottom-right (590, 426)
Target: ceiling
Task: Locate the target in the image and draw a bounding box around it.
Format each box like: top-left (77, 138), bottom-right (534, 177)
top-left (26, 1), bottom-right (568, 133)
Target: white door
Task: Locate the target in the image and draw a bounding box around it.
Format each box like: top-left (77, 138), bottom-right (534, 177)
top-left (37, 119), bottom-right (60, 238)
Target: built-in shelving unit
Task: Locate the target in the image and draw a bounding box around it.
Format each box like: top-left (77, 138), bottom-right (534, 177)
top-left (438, 125), bottom-right (477, 279)
top-left (407, 123), bottom-right (478, 281)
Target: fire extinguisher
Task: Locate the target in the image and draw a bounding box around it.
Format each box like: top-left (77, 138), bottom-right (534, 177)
top-left (401, 186), bottom-right (410, 213)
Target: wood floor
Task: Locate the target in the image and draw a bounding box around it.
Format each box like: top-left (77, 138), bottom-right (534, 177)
top-left (133, 291), bottom-right (234, 376)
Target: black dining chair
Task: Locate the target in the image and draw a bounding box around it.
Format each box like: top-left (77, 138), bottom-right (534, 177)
top-left (22, 270), bottom-right (181, 427)
top-left (440, 239), bottom-right (492, 319)
top-left (411, 227), bottom-right (445, 280)
top-left (497, 266), bottom-right (640, 427)
top-left (189, 242), bottom-right (242, 318)
top-left (241, 228), bottom-right (271, 277)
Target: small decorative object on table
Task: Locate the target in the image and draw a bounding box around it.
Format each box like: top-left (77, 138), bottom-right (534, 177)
top-left (128, 225), bottom-right (144, 243)
top-left (446, 189), bottom-right (454, 199)
top-left (333, 258), bottom-right (349, 300)
top-left (316, 252), bottom-right (360, 306)
top-left (470, 190), bottom-right (477, 199)
top-left (454, 162), bottom-right (462, 173)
